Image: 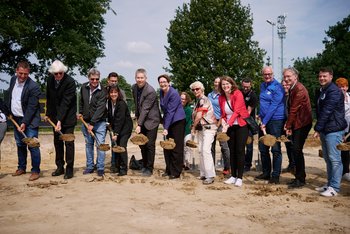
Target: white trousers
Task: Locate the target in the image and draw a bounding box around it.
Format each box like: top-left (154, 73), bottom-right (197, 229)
top-left (197, 128), bottom-right (216, 178)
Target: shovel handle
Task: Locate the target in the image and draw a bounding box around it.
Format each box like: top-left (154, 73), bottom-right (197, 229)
top-left (46, 117), bottom-right (64, 135)
top-left (8, 115), bottom-right (28, 138)
top-left (344, 132), bottom-right (350, 142)
top-left (79, 116), bottom-right (96, 138)
top-left (262, 128), bottom-right (267, 136)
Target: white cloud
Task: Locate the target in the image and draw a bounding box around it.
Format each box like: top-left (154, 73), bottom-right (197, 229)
top-left (115, 60), bottom-right (134, 68)
top-left (126, 41), bottom-right (153, 54)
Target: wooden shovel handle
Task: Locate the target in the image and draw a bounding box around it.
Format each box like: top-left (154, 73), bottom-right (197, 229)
top-left (79, 116), bottom-right (96, 138)
top-left (46, 117), bottom-right (64, 135)
top-left (8, 115), bottom-right (20, 129)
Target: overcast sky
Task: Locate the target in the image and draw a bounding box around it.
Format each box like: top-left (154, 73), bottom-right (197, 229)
top-left (1, 0), bottom-right (349, 90)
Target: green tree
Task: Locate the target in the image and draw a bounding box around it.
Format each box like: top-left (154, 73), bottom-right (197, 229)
top-left (321, 14), bottom-right (350, 78)
top-left (165, 0), bottom-right (264, 93)
top-left (0, 0), bottom-right (114, 89)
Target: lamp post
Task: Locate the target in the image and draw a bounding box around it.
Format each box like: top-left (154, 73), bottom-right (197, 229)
top-left (266, 20), bottom-right (276, 70)
top-left (277, 14), bottom-right (287, 80)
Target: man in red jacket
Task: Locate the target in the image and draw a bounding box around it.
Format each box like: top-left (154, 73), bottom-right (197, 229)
top-left (283, 67), bottom-right (312, 188)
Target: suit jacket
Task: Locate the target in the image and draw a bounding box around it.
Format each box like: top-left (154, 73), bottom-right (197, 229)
top-left (6, 76), bottom-right (41, 128)
top-left (107, 99), bottom-right (133, 137)
top-left (285, 81), bottom-right (312, 130)
top-left (46, 74), bottom-right (77, 127)
top-left (160, 86), bottom-right (185, 130)
top-left (132, 82), bottom-right (160, 130)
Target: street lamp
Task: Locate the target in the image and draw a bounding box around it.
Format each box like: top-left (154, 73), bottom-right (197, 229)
top-left (277, 14), bottom-right (287, 80)
top-left (266, 19), bottom-right (276, 70)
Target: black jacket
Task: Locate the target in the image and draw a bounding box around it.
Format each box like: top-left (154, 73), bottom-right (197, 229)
top-left (315, 82), bottom-right (347, 134)
top-left (6, 76), bottom-right (41, 128)
top-left (79, 82), bottom-right (107, 125)
top-left (107, 99), bottom-right (133, 137)
top-left (46, 74), bottom-right (77, 127)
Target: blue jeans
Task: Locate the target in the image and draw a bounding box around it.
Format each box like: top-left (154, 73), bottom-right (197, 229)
top-left (82, 121), bottom-right (107, 171)
top-left (258, 119), bottom-right (284, 177)
top-left (13, 119), bottom-right (41, 173)
top-left (320, 131), bottom-right (344, 192)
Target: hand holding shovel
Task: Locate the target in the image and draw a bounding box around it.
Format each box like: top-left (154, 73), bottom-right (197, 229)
top-left (8, 115), bottom-right (40, 147)
top-left (107, 124), bottom-right (125, 153)
top-left (336, 132), bottom-right (350, 151)
top-left (79, 116), bottom-right (110, 151)
top-left (45, 117), bottom-right (75, 141)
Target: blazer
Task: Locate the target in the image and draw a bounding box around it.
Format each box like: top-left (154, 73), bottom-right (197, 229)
top-left (79, 82), bottom-right (107, 125)
top-left (107, 99), bottom-right (133, 137)
top-left (6, 76), bottom-right (41, 128)
top-left (132, 82), bottom-right (160, 130)
top-left (285, 81), bottom-right (312, 130)
top-left (218, 89), bottom-right (249, 127)
top-left (160, 86), bottom-right (185, 130)
top-left (46, 74), bottom-right (77, 127)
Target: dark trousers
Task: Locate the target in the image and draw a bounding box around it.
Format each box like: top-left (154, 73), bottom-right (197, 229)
top-left (227, 125), bottom-right (248, 179)
top-left (53, 126), bottom-right (75, 174)
top-left (292, 124), bottom-right (312, 182)
top-left (113, 132), bottom-right (131, 173)
top-left (164, 119), bottom-right (185, 177)
top-left (140, 125), bottom-right (159, 172)
top-left (244, 131), bottom-right (254, 169)
top-left (211, 125), bottom-right (230, 170)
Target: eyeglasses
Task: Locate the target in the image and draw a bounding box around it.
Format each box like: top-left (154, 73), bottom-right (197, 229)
top-left (54, 72), bottom-right (63, 76)
top-left (90, 78), bottom-right (100, 81)
top-left (191, 88), bottom-right (200, 92)
top-left (263, 73), bottom-right (273, 76)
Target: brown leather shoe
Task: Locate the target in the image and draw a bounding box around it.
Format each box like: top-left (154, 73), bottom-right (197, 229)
top-left (12, 169), bottom-right (26, 176)
top-left (29, 173), bottom-right (40, 181)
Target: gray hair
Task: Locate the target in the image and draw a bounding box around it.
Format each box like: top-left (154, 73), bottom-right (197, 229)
top-left (135, 68), bottom-right (147, 78)
top-left (190, 81), bottom-right (205, 92)
top-left (283, 67), bottom-right (299, 77)
top-left (88, 68), bottom-right (100, 78)
top-left (48, 60), bottom-right (68, 74)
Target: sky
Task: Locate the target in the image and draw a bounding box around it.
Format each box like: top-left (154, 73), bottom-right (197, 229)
top-left (1, 0), bottom-right (349, 89)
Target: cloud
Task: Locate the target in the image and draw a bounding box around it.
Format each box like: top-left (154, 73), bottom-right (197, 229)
top-left (126, 41), bottom-right (153, 54)
top-left (115, 60), bottom-right (134, 68)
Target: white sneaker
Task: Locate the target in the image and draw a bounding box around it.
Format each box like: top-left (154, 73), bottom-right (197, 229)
top-left (315, 184), bottom-right (328, 192)
top-left (224, 176), bottom-right (236, 184)
top-left (234, 178), bottom-right (243, 187)
top-left (320, 186), bottom-right (338, 197)
top-left (343, 173), bottom-right (350, 182)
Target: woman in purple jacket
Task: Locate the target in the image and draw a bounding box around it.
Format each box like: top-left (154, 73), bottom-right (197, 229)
top-left (158, 74), bottom-right (186, 179)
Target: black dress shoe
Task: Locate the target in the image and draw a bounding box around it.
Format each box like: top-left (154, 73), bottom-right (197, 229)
top-left (288, 179), bottom-right (305, 188)
top-left (268, 176), bottom-right (280, 184)
top-left (52, 168), bottom-right (64, 176)
top-left (162, 172), bottom-right (170, 177)
top-left (255, 173), bottom-right (270, 180)
top-left (64, 173), bottom-right (73, 179)
top-left (169, 175), bottom-right (180, 180)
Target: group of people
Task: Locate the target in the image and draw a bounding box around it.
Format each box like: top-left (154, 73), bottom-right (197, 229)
top-left (2, 61), bottom-right (349, 197)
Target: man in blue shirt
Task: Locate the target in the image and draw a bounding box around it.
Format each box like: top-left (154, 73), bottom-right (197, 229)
top-left (255, 67), bottom-right (285, 184)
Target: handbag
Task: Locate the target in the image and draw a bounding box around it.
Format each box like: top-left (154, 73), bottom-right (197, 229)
top-left (244, 116), bottom-right (259, 135)
top-left (226, 98), bottom-right (258, 135)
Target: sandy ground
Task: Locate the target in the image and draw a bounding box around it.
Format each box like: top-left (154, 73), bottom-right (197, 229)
top-left (0, 131), bottom-right (349, 234)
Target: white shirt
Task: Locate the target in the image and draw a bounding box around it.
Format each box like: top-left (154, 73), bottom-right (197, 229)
top-left (224, 102), bottom-right (238, 125)
top-left (11, 79), bottom-right (25, 117)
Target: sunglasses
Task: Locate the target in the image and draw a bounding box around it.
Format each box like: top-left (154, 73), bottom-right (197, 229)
top-left (191, 88), bottom-right (200, 92)
top-left (54, 72), bottom-right (63, 76)
top-left (90, 78), bottom-right (100, 81)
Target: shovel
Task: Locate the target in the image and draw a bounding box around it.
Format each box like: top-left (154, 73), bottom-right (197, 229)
top-left (80, 117), bottom-right (110, 151)
top-left (259, 129), bottom-right (290, 147)
top-left (8, 115), bottom-right (40, 147)
top-left (186, 134), bottom-right (198, 148)
top-left (107, 124), bottom-right (126, 153)
top-left (46, 118), bottom-right (75, 141)
top-left (336, 132), bottom-right (350, 151)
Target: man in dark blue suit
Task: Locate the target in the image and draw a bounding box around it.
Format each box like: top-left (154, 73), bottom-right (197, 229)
top-left (6, 61), bottom-right (42, 181)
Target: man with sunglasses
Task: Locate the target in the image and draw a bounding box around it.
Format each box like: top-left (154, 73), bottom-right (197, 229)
top-left (45, 60), bottom-right (77, 179)
top-left (78, 68), bottom-right (107, 177)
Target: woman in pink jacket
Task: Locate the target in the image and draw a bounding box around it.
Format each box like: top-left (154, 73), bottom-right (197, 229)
top-left (219, 76), bottom-right (250, 187)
